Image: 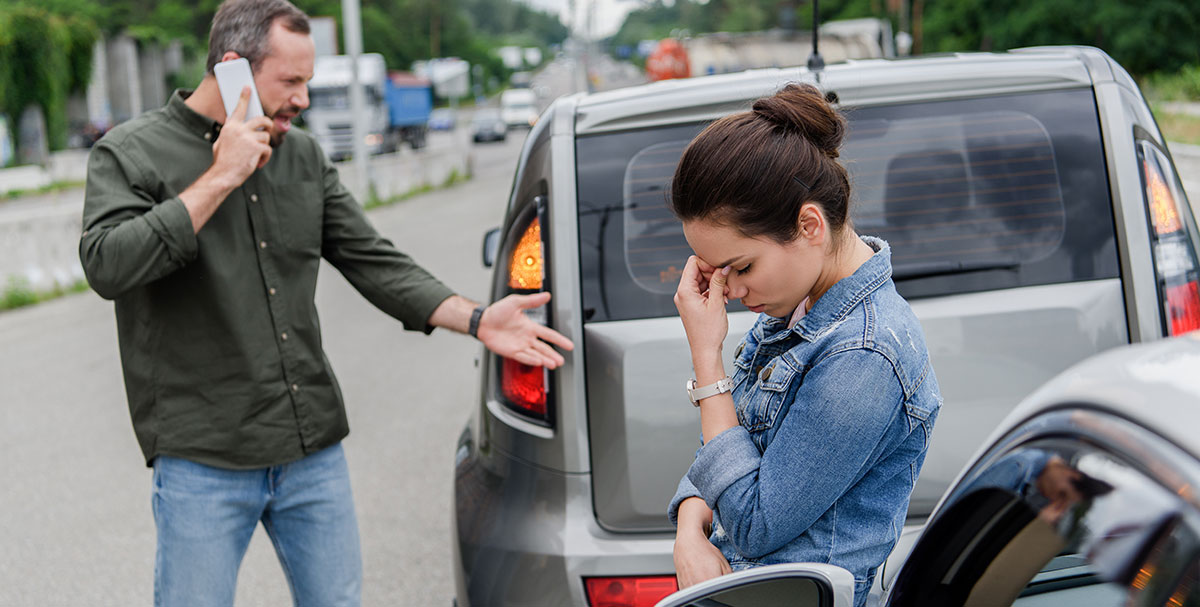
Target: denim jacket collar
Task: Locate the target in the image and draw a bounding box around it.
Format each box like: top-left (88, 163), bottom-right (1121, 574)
top-left (757, 236), bottom-right (892, 344)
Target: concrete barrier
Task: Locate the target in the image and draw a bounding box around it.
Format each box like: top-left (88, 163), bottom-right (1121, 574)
top-left (0, 137), bottom-right (471, 294)
top-left (0, 149), bottom-right (91, 194)
top-left (341, 133), bottom-right (473, 202)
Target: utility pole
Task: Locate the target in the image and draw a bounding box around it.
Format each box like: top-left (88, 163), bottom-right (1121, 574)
top-left (342, 0), bottom-right (370, 201)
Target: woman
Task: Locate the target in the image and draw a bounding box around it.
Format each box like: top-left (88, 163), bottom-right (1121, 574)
top-left (667, 83), bottom-right (942, 607)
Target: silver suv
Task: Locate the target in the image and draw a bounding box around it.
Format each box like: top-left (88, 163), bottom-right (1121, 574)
top-left (452, 46), bottom-right (1200, 607)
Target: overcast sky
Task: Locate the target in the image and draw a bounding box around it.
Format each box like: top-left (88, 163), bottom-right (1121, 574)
top-left (520, 0), bottom-right (642, 39)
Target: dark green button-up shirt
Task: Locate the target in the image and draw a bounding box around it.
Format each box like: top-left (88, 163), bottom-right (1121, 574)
top-left (80, 91), bottom-right (455, 469)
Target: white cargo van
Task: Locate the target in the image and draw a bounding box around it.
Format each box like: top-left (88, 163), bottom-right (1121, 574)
top-left (499, 88), bottom-right (539, 129)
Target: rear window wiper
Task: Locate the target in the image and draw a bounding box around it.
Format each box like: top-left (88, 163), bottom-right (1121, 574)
top-left (893, 260), bottom-right (1020, 281)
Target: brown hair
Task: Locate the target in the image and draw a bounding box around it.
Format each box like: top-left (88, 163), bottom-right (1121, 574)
top-left (670, 83), bottom-right (851, 245)
top-left (205, 0), bottom-right (310, 74)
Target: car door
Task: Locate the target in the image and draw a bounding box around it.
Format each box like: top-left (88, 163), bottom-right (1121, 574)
top-left (886, 407), bottom-right (1200, 607)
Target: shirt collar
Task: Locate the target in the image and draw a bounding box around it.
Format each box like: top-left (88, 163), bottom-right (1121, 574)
top-left (758, 236), bottom-right (893, 343)
top-left (164, 89), bottom-right (224, 142)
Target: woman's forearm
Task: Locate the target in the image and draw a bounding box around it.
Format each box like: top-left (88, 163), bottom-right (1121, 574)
top-left (676, 497), bottom-right (714, 537)
top-left (692, 352), bottom-right (739, 443)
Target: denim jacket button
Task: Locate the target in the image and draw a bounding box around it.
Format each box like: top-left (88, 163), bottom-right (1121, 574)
top-left (760, 366), bottom-right (773, 381)
top-left (734, 343), bottom-right (745, 358)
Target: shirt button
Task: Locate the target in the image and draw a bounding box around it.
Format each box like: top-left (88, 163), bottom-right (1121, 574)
top-left (281, 332), bottom-right (289, 341)
top-left (259, 241), bottom-right (268, 249)
top-left (203, 132), bottom-right (212, 141)
top-left (291, 383), bottom-right (299, 393)
top-left (269, 287), bottom-right (277, 296)
top-left (250, 194), bottom-right (258, 202)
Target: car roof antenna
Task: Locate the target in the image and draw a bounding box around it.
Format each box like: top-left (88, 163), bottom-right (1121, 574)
top-left (807, 0), bottom-right (825, 82)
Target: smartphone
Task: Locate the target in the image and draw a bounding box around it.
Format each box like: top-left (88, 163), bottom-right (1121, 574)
top-left (213, 58), bottom-right (265, 120)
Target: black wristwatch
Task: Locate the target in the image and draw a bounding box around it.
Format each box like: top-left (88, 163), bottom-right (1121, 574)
top-left (468, 304), bottom-right (486, 339)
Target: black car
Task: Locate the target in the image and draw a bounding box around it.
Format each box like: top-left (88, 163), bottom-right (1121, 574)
top-left (470, 108), bottom-right (507, 143)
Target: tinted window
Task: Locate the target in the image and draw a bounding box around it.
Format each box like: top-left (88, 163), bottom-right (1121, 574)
top-left (576, 88), bottom-right (1119, 323)
top-left (889, 411), bottom-right (1200, 607)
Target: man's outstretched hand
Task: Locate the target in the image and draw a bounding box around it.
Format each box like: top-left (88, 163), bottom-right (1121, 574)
top-left (477, 292), bottom-right (574, 368)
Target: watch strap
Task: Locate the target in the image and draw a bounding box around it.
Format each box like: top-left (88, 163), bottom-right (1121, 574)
top-left (468, 304), bottom-right (486, 338)
top-left (688, 376), bottom-right (734, 406)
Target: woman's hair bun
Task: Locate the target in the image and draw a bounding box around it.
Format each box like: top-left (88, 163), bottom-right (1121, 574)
top-left (751, 83), bottom-right (845, 158)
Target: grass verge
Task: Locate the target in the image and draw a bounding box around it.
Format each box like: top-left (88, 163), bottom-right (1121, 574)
top-left (1, 277), bottom-right (90, 312)
top-left (1156, 110), bottom-right (1200, 147)
top-left (362, 168), bottom-right (472, 210)
top-left (0, 179), bottom-right (86, 201)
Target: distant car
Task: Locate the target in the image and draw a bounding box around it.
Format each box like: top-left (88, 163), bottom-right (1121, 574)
top-left (656, 332), bottom-right (1200, 607)
top-left (454, 46), bottom-right (1200, 606)
top-left (470, 109), bottom-right (506, 143)
top-left (429, 108), bottom-right (457, 131)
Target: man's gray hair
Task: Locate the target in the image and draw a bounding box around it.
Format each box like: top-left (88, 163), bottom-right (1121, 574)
top-left (205, 0), bottom-right (310, 74)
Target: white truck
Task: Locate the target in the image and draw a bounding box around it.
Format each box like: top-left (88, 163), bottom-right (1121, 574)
top-left (499, 88), bottom-right (539, 130)
top-left (303, 53), bottom-right (431, 160)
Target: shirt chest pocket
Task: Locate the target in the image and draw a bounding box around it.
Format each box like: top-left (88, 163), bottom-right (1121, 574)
top-left (733, 358), bottom-right (801, 434)
top-left (269, 181), bottom-right (324, 252)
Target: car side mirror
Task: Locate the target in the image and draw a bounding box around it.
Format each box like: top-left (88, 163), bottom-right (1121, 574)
top-left (654, 563), bottom-right (856, 607)
top-left (482, 227), bottom-right (501, 268)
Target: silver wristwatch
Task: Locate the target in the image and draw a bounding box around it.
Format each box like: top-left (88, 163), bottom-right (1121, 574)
top-left (687, 376), bottom-right (734, 406)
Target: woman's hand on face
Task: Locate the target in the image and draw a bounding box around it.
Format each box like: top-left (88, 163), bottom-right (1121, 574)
top-left (674, 255), bottom-right (730, 360)
top-left (673, 527), bottom-right (732, 589)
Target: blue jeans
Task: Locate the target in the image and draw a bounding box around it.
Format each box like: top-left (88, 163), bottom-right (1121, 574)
top-left (151, 443), bottom-right (362, 607)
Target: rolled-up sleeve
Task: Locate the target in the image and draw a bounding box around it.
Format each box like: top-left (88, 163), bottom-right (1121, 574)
top-left (668, 467), bottom-right (706, 527)
top-left (317, 153), bottom-right (454, 333)
top-left (79, 141), bottom-right (198, 300)
top-left (686, 348), bottom-right (905, 558)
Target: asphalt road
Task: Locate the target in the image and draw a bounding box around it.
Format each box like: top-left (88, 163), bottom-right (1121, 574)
top-left (0, 130), bottom-right (527, 606)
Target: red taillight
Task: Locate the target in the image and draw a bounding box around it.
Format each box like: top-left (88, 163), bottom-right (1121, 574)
top-left (1139, 142), bottom-right (1200, 336)
top-left (496, 204), bottom-right (554, 424)
top-left (584, 576), bottom-right (678, 607)
top-left (1165, 281), bottom-right (1200, 335)
top-left (501, 357), bottom-right (546, 416)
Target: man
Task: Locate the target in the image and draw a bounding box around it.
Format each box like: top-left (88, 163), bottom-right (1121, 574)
top-left (78, 1), bottom-right (572, 605)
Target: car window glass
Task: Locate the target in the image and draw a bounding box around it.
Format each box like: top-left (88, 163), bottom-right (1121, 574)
top-left (577, 88), bottom-right (1118, 323)
top-left (1163, 558), bottom-right (1200, 606)
top-left (892, 434), bottom-right (1197, 607)
top-left (623, 140), bottom-right (693, 294)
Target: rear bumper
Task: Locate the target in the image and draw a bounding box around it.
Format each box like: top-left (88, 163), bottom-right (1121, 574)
top-left (452, 441), bottom-right (674, 606)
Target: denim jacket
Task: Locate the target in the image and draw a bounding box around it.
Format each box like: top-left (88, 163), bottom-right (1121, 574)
top-left (668, 237), bottom-right (941, 607)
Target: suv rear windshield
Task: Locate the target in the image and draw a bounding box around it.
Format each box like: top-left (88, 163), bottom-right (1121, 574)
top-left (576, 88), bottom-right (1119, 323)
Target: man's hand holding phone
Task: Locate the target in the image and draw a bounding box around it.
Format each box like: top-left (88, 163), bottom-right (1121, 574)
top-left (211, 86), bottom-right (273, 185)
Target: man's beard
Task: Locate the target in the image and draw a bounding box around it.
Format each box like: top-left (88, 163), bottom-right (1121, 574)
top-left (268, 104), bottom-right (302, 148)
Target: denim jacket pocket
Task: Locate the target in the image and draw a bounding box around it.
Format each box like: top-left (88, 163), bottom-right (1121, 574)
top-left (902, 360), bottom-right (939, 422)
top-left (737, 360), bottom-right (799, 433)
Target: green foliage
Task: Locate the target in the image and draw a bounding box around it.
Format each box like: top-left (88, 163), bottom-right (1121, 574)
top-left (0, 4), bottom-right (98, 155)
top-left (920, 0), bottom-right (1199, 77)
top-left (1144, 65), bottom-right (1200, 102)
top-left (1, 277), bottom-right (37, 309)
top-left (64, 17), bottom-right (99, 94)
top-left (610, 0), bottom-right (1198, 80)
top-left (0, 276), bottom-right (90, 311)
top-left (0, 0), bottom-right (566, 159)
top-left (609, 0), bottom-right (882, 52)
top-left (0, 7), bottom-right (68, 150)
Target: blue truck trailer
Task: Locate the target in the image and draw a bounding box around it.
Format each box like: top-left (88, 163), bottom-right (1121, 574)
top-left (385, 72), bottom-right (432, 150)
